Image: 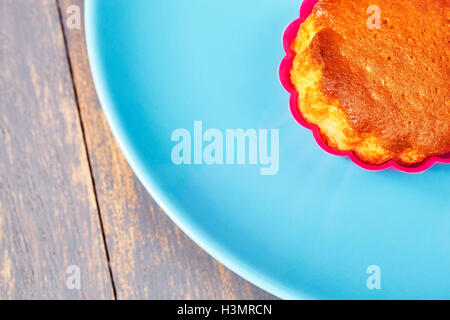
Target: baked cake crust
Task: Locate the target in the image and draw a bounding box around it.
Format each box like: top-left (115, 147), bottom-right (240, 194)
top-left (291, 0), bottom-right (450, 165)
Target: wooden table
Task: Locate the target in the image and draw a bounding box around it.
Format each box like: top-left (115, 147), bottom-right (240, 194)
top-left (0, 0), bottom-right (275, 299)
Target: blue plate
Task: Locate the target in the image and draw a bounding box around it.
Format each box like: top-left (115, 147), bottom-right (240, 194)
top-left (86, 0), bottom-right (450, 299)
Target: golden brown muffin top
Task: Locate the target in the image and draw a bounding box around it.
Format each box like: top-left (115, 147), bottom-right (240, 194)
top-left (308, 0), bottom-right (450, 158)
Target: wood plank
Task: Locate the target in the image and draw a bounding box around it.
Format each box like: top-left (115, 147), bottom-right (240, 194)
top-left (59, 0), bottom-right (276, 299)
top-left (0, 0), bottom-right (114, 299)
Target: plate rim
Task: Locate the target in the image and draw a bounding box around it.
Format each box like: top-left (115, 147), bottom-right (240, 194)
top-left (84, 0), bottom-right (318, 300)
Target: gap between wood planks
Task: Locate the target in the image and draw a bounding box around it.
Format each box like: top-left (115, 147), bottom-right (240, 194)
top-left (55, 0), bottom-right (118, 299)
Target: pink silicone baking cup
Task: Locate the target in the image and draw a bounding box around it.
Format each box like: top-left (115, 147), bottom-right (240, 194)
top-left (279, 0), bottom-right (450, 173)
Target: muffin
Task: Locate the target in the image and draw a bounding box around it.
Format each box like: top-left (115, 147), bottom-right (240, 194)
top-left (290, 0), bottom-right (450, 165)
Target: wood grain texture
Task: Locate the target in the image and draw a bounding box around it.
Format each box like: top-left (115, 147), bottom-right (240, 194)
top-left (59, 0), bottom-right (276, 299)
top-left (0, 0), bottom-right (114, 299)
